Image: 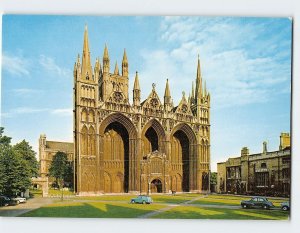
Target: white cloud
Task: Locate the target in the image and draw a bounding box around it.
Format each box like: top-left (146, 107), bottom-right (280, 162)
top-left (2, 107), bottom-right (72, 118)
top-left (51, 108), bottom-right (73, 116)
top-left (39, 55), bottom-right (72, 78)
top-left (139, 17), bottom-right (291, 108)
top-left (2, 54), bottom-right (30, 76)
top-left (11, 88), bottom-right (42, 96)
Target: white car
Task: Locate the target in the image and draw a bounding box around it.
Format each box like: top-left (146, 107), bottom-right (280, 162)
top-left (12, 196), bottom-right (27, 204)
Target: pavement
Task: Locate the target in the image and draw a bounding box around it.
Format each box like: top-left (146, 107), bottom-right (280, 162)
top-left (0, 197), bottom-right (54, 217)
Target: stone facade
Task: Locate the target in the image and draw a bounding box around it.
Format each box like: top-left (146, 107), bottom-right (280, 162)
top-left (74, 26), bottom-right (211, 195)
top-left (39, 134), bottom-right (74, 179)
top-left (217, 133), bottom-right (291, 196)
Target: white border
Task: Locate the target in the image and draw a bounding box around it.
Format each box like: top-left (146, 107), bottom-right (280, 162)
top-left (0, 1), bottom-right (299, 233)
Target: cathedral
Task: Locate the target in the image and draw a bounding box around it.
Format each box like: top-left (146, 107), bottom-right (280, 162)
top-left (73, 26), bottom-right (211, 195)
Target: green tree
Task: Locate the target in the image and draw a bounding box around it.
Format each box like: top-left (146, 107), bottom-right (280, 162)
top-left (49, 151), bottom-right (72, 200)
top-left (13, 140), bottom-right (38, 177)
top-left (0, 146), bottom-right (31, 196)
top-left (0, 128), bottom-right (33, 196)
top-left (0, 127), bottom-right (11, 146)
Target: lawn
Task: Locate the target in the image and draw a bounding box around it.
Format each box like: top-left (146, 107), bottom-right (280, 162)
top-left (20, 201), bottom-right (165, 218)
top-left (19, 193), bottom-right (290, 219)
top-left (74, 193), bottom-right (201, 204)
top-left (190, 194), bottom-right (289, 207)
top-left (151, 206), bottom-right (289, 220)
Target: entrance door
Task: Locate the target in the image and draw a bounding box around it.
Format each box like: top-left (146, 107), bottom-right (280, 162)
top-left (150, 179), bottom-right (162, 193)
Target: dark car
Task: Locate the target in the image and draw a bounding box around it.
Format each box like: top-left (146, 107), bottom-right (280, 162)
top-left (130, 195), bottom-right (153, 204)
top-left (0, 195), bottom-right (19, 206)
top-left (241, 197), bottom-right (274, 209)
top-left (281, 201), bottom-right (290, 211)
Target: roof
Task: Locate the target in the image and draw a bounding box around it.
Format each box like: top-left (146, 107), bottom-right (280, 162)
top-left (46, 141), bottom-right (74, 152)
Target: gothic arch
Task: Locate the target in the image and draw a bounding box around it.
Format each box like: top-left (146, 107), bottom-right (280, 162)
top-left (142, 118), bottom-right (166, 154)
top-left (81, 108), bottom-right (88, 122)
top-left (81, 125), bottom-right (88, 155)
top-left (99, 113), bottom-right (137, 193)
top-left (170, 123), bottom-right (197, 192)
top-left (104, 171), bottom-right (112, 193)
top-left (99, 113), bottom-right (137, 138)
top-left (88, 109), bottom-right (95, 122)
top-left (88, 126), bottom-right (96, 156)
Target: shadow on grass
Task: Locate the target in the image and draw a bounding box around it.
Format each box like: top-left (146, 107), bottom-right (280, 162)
top-left (20, 202), bottom-right (164, 218)
top-left (152, 206), bottom-right (290, 220)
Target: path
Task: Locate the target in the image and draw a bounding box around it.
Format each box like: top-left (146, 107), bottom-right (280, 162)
top-left (137, 195), bottom-right (207, 218)
top-left (0, 197), bottom-right (54, 217)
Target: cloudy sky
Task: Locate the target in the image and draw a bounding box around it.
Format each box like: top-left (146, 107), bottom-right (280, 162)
top-left (1, 16), bottom-right (291, 171)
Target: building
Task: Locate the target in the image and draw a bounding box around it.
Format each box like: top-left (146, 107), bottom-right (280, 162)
top-left (217, 133), bottom-right (291, 197)
top-left (73, 26), bottom-right (211, 195)
top-left (39, 134), bottom-right (74, 179)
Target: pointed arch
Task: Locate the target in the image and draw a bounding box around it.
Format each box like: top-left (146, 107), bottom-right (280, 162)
top-left (81, 125), bottom-right (88, 155)
top-left (88, 126), bottom-right (96, 156)
top-left (81, 108), bottom-right (88, 122)
top-left (88, 109), bottom-right (95, 123)
top-left (99, 113), bottom-right (137, 138)
top-left (142, 118), bottom-right (166, 154)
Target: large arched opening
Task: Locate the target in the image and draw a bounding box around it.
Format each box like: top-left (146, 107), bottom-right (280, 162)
top-left (173, 130), bottom-right (190, 192)
top-left (103, 121), bottom-right (129, 192)
top-left (142, 119), bottom-right (165, 156)
top-left (170, 123), bottom-right (197, 192)
top-left (99, 113), bottom-right (137, 193)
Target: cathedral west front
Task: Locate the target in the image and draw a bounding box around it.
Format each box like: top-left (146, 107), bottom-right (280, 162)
top-left (73, 26), bottom-right (211, 195)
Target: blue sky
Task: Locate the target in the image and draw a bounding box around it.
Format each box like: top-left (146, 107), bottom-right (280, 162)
top-left (1, 16), bottom-right (291, 171)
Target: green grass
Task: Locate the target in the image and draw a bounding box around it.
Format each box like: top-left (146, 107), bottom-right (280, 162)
top-left (190, 194), bottom-right (289, 207)
top-left (151, 206), bottom-right (289, 220)
top-left (20, 201), bottom-right (165, 218)
top-left (74, 193), bottom-right (201, 204)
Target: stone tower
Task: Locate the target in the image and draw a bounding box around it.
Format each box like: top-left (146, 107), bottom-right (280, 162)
top-left (74, 26), bottom-right (211, 195)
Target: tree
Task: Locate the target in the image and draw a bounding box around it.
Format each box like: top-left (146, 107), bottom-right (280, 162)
top-left (0, 145), bottom-right (31, 196)
top-left (0, 128), bottom-right (33, 196)
top-left (49, 151), bottom-right (72, 200)
top-left (13, 140), bottom-right (38, 177)
top-left (0, 127), bottom-right (11, 146)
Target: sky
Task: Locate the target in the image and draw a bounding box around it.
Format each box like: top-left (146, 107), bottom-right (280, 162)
top-left (1, 15), bottom-right (292, 171)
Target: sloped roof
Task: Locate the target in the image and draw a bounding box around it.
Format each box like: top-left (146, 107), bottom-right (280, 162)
top-left (46, 141), bottom-right (74, 152)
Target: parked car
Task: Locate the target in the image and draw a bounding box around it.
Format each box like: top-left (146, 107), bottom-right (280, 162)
top-left (130, 195), bottom-right (153, 204)
top-left (0, 195), bottom-right (19, 206)
top-left (241, 197), bottom-right (274, 209)
top-left (281, 201), bottom-right (290, 211)
top-left (11, 196), bottom-right (27, 204)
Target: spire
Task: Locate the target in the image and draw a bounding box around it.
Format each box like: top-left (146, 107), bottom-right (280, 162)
top-left (81, 25), bottom-right (93, 80)
top-left (122, 49), bottom-right (128, 63)
top-left (122, 49), bottom-right (128, 77)
top-left (164, 79), bottom-right (171, 97)
top-left (164, 79), bottom-right (172, 107)
top-left (204, 80), bottom-right (207, 97)
top-left (133, 71), bottom-right (141, 106)
top-left (192, 81), bottom-right (195, 99)
top-left (103, 44), bottom-right (110, 73)
top-left (133, 71), bottom-right (140, 90)
top-left (114, 61), bottom-right (119, 75)
top-left (195, 54), bottom-right (203, 102)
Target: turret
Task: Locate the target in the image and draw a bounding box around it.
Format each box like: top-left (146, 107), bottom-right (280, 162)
top-left (103, 44), bottom-right (110, 73)
top-left (133, 71), bottom-right (140, 106)
top-left (122, 49), bottom-right (128, 77)
top-left (81, 25), bottom-right (93, 81)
